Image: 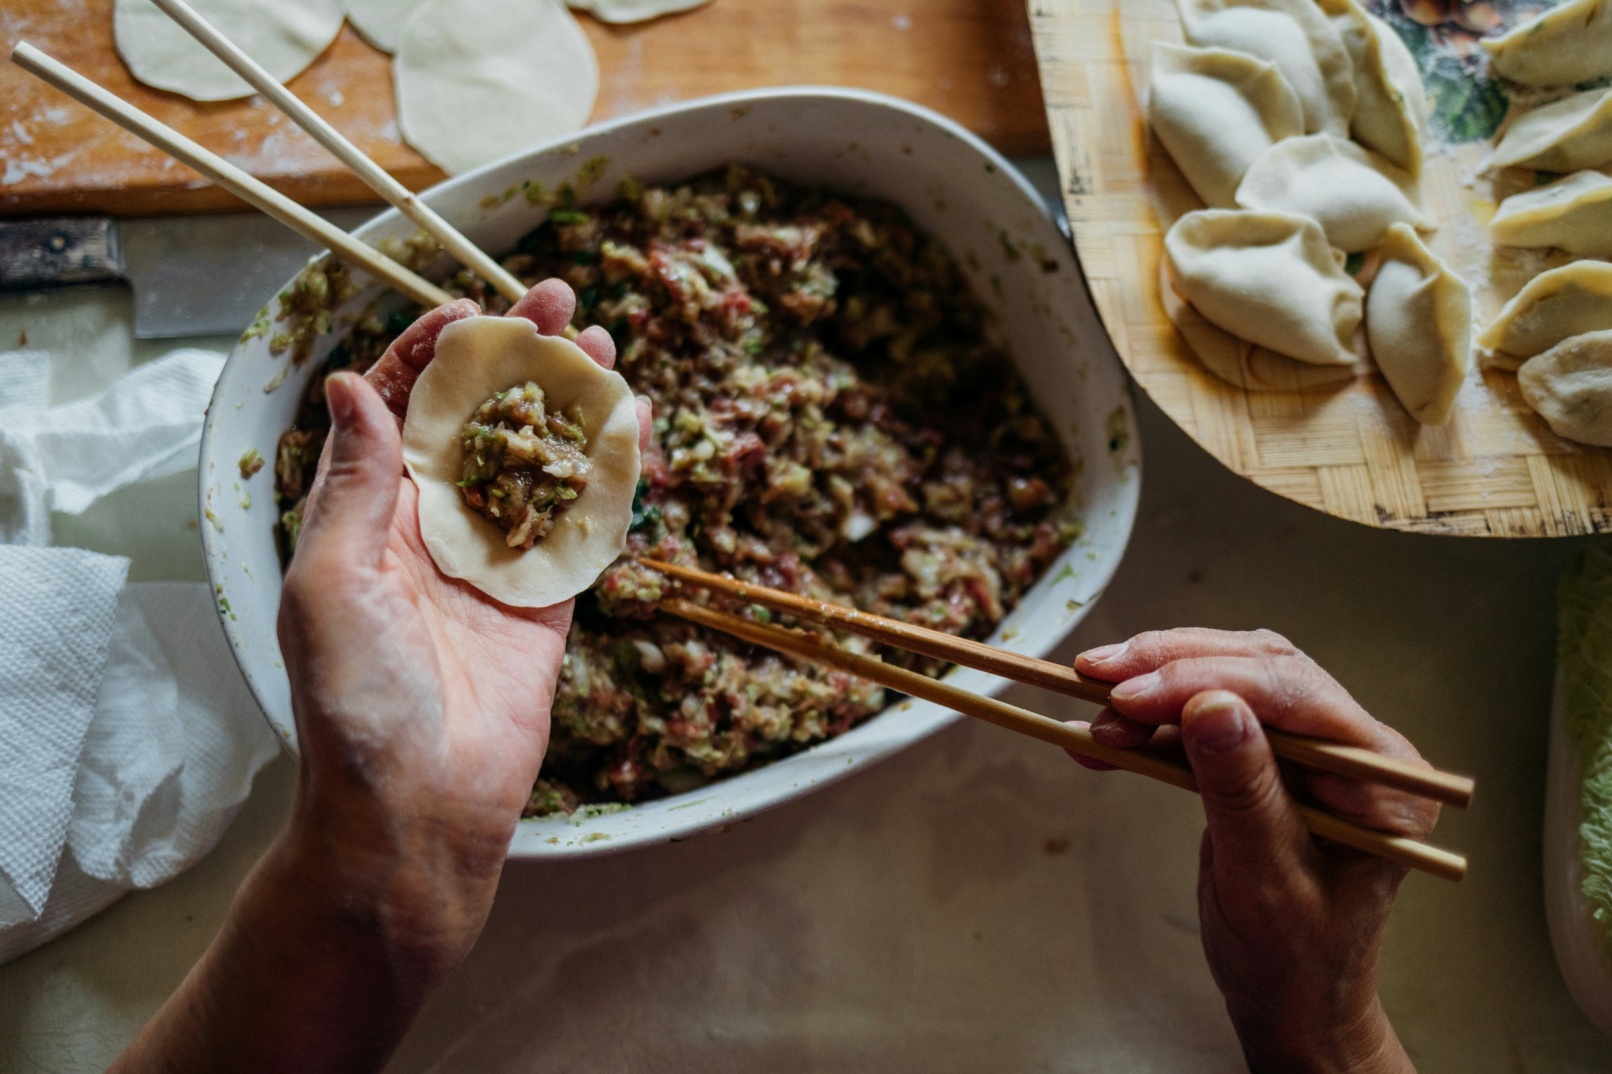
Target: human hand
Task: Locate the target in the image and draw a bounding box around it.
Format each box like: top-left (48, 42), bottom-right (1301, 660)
top-left (1071, 629), bottom-right (1435, 1074)
top-left (110, 283), bottom-right (648, 1074)
top-left (277, 280), bottom-right (643, 980)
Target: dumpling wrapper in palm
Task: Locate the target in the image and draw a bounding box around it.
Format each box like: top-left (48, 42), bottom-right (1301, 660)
top-left (402, 316), bottom-right (641, 609)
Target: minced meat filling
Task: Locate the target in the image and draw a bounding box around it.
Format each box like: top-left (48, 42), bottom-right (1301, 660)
top-left (274, 166), bottom-right (1080, 815)
top-left (458, 382), bottom-right (591, 549)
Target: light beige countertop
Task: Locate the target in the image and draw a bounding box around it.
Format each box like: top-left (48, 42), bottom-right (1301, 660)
top-left (1, 283), bottom-right (1607, 1072)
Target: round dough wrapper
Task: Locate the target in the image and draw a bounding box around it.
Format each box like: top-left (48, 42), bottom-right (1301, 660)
top-left (568, 0), bottom-right (712, 24)
top-left (114, 0), bottom-right (344, 102)
top-left (402, 316), bottom-right (640, 609)
top-left (396, 0), bottom-right (599, 175)
top-left (346, 0), bottom-right (430, 53)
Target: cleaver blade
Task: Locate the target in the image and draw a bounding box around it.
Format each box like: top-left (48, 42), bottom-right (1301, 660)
top-left (0, 206), bottom-right (379, 340)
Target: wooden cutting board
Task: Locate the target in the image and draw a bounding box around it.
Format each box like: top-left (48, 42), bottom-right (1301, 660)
top-left (1030, 0), bottom-right (1612, 538)
top-left (0, 0), bottom-right (1048, 216)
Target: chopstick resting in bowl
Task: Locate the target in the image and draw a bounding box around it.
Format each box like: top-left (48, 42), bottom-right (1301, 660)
top-left (142, 0), bottom-right (528, 304)
top-left (643, 559), bottom-right (1472, 882)
top-left (9, 42), bottom-right (453, 310)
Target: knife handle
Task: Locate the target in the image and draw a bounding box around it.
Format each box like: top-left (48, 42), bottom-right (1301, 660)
top-left (0, 217), bottom-right (124, 291)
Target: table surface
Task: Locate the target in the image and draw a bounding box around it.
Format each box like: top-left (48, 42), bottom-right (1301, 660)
top-left (1, 234), bottom-right (1610, 1072)
top-left (0, 0), bottom-right (1048, 216)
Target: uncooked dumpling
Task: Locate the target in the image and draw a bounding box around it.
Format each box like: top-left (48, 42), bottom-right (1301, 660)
top-left (1518, 330), bottom-right (1612, 446)
top-left (114, 0), bottom-right (343, 102)
top-left (1492, 87), bottom-right (1612, 173)
top-left (1148, 43), bottom-right (1304, 208)
top-left (1234, 134), bottom-right (1429, 252)
top-left (396, 0), bottom-right (598, 175)
top-left (1365, 223), bottom-right (1471, 425)
top-left (1476, 261), bottom-right (1612, 362)
top-left (345, 0), bottom-right (428, 53)
top-left (568, 0), bottom-right (712, 22)
top-left (1490, 171), bottom-right (1612, 258)
top-left (403, 316), bottom-right (640, 608)
top-left (1164, 209), bottom-right (1364, 367)
top-left (1483, 0), bottom-right (1612, 88)
top-left (1158, 260), bottom-right (1364, 392)
top-left (1176, 0), bottom-right (1356, 136)
top-left (1316, 0), bottom-right (1426, 175)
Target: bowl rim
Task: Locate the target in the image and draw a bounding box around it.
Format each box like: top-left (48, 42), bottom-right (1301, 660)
top-left (200, 85), bottom-right (1142, 859)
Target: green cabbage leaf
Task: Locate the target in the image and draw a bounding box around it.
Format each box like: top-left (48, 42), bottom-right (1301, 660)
top-left (1561, 540), bottom-right (1612, 943)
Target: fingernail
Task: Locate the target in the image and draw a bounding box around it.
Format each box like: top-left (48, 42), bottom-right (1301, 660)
top-left (326, 372), bottom-right (356, 426)
top-left (1110, 670), bottom-right (1160, 703)
top-left (1190, 695), bottom-right (1249, 753)
top-left (1080, 643), bottom-right (1125, 666)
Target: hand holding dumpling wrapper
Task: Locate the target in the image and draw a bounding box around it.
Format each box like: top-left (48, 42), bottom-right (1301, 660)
top-left (402, 316), bottom-right (641, 609)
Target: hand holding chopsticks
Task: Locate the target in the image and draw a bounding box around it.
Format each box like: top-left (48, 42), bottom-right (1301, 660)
top-left (642, 557), bottom-right (1472, 882)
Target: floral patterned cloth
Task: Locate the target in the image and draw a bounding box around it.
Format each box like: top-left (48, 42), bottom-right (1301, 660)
top-left (1375, 0), bottom-right (1612, 143)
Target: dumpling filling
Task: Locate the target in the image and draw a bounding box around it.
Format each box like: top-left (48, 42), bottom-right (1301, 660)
top-left (458, 382), bottom-right (591, 549)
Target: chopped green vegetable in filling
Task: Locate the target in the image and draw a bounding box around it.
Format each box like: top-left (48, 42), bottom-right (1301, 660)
top-left (458, 382), bottom-right (591, 550)
top-left (274, 167), bottom-right (1081, 816)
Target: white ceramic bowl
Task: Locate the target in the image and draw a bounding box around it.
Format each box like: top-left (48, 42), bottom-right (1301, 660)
top-left (200, 87), bottom-right (1140, 859)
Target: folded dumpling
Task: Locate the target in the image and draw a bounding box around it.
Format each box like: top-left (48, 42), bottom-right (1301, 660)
top-left (1176, 0), bottom-right (1356, 137)
top-left (1165, 209), bottom-right (1364, 366)
top-left (1316, 0), bottom-right (1426, 175)
top-left (1365, 223), bottom-right (1472, 425)
top-left (1518, 329), bottom-right (1612, 446)
top-left (1490, 171), bottom-right (1612, 257)
top-left (1235, 133), bottom-right (1430, 252)
top-left (1493, 86), bottom-right (1612, 172)
top-left (1149, 42), bottom-right (1305, 208)
top-left (1476, 261), bottom-right (1612, 362)
top-left (1482, 0), bottom-right (1612, 89)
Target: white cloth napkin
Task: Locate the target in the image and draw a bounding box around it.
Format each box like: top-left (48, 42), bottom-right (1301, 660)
top-left (0, 347), bottom-right (280, 965)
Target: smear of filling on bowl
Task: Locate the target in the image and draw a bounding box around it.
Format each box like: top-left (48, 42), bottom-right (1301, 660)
top-left (273, 166), bottom-right (1082, 815)
top-left (459, 382), bottom-right (591, 549)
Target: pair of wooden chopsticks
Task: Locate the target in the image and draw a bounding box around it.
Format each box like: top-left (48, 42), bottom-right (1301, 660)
top-left (641, 557), bottom-right (1473, 882)
top-left (11, 0), bottom-right (522, 308)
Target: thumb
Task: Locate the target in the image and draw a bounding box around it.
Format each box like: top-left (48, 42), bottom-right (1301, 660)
top-left (297, 372), bottom-right (402, 568)
top-left (1182, 690), bottom-right (1311, 873)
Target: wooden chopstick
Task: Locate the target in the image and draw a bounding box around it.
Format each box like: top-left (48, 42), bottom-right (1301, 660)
top-left (10, 42), bottom-right (453, 310)
top-left (660, 597), bottom-right (1469, 882)
top-left (145, 0), bottom-right (527, 304)
top-left (639, 557), bottom-right (1476, 810)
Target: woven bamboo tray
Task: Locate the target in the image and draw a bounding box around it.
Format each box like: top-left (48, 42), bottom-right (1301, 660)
top-left (1028, 0), bottom-right (1612, 537)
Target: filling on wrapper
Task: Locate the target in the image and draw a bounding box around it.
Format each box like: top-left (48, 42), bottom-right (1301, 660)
top-left (402, 317), bottom-right (640, 608)
top-left (275, 167), bottom-right (1080, 815)
top-left (458, 382), bottom-right (592, 549)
